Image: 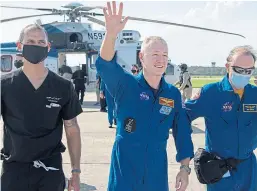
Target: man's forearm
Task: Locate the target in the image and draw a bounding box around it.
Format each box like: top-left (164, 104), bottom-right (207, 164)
top-left (180, 157), bottom-right (190, 166)
top-left (100, 32), bottom-right (117, 61)
top-left (67, 132), bottom-right (81, 170)
top-left (64, 118), bottom-right (81, 170)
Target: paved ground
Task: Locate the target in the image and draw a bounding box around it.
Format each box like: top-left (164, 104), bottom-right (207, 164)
top-left (0, 89), bottom-right (256, 191)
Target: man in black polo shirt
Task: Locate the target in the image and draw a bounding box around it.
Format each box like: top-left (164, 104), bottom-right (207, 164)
top-left (1, 23), bottom-right (83, 191)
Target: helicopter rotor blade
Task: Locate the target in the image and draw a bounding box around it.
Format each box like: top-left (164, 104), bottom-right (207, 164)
top-left (126, 16), bottom-right (245, 38)
top-left (86, 12), bottom-right (245, 38)
top-left (82, 15), bottom-right (105, 27)
top-left (0, 5), bottom-right (54, 12)
top-left (73, 5), bottom-right (104, 12)
top-left (0, 13), bottom-right (62, 23)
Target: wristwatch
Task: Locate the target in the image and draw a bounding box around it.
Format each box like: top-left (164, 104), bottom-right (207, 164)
top-left (180, 165), bottom-right (191, 175)
top-left (71, 169), bottom-right (81, 174)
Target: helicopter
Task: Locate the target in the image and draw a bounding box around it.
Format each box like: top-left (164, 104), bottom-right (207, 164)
top-left (0, 2), bottom-right (245, 88)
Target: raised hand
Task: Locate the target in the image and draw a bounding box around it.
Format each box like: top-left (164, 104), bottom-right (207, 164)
top-left (103, 1), bottom-right (129, 36)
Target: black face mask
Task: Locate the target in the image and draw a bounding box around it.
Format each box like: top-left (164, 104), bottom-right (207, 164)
top-left (131, 69), bottom-right (138, 74)
top-left (22, 44), bottom-right (48, 64)
top-left (14, 60), bottom-right (24, 68)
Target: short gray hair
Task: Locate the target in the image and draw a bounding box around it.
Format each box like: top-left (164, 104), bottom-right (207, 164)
top-left (140, 36), bottom-right (168, 52)
top-left (18, 23), bottom-right (48, 43)
top-left (226, 45), bottom-right (256, 63)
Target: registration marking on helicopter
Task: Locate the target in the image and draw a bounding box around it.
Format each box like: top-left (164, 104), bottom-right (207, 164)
top-left (88, 32), bottom-right (106, 40)
top-left (88, 32), bottom-right (119, 40)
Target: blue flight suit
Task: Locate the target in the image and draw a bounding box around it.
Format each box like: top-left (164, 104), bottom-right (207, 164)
top-left (95, 54), bottom-right (194, 191)
top-left (100, 80), bottom-right (116, 125)
top-left (185, 74), bottom-right (257, 191)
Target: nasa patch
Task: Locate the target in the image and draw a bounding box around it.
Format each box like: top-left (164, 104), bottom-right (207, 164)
top-left (222, 102), bottom-right (233, 112)
top-left (124, 117), bottom-right (136, 133)
top-left (140, 92), bottom-right (149, 101)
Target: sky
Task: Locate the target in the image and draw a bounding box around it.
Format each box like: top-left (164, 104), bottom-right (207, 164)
top-left (0, 0), bottom-right (257, 67)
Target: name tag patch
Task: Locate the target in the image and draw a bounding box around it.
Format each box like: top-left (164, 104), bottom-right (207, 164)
top-left (159, 106), bottom-right (172, 115)
top-left (243, 104), bottom-right (257, 112)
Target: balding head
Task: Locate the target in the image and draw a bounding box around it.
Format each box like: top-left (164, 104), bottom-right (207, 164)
top-left (226, 45), bottom-right (256, 66)
top-left (18, 23), bottom-right (48, 43)
top-left (16, 23), bottom-right (50, 51)
top-left (140, 36), bottom-right (168, 53)
top-left (16, 23), bottom-right (51, 65)
top-left (225, 45), bottom-right (256, 89)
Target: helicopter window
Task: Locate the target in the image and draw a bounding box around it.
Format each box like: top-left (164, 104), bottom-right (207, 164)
top-left (70, 33), bottom-right (79, 42)
top-left (166, 64), bottom-right (174, 75)
top-left (1, 55), bottom-right (12, 72)
top-left (123, 33), bottom-right (133, 36)
top-left (70, 33), bottom-right (82, 43)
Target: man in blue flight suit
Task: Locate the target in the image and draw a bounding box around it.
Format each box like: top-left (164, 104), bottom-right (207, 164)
top-left (100, 79), bottom-right (117, 128)
top-left (95, 2), bottom-right (194, 191)
top-left (185, 45), bottom-right (257, 191)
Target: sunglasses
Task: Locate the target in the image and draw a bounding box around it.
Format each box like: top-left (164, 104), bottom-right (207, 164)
top-left (231, 66), bottom-right (255, 75)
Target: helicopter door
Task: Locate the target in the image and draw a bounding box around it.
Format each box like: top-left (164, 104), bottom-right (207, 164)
top-left (1, 55), bottom-right (13, 75)
top-left (84, 53), bottom-right (97, 86)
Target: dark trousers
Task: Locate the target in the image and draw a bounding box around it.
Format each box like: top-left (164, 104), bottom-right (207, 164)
top-left (100, 97), bottom-right (107, 111)
top-left (1, 154), bottom-right (65, 191)
top-left (75, 88), bottom-right (85, 104)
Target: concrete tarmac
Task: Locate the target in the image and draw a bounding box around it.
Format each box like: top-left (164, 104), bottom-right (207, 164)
top-left (0, 90), bottom-right (256, 191)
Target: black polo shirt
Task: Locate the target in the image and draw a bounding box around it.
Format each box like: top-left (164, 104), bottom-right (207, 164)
top-left (1, 69), bottom-right (83, 163)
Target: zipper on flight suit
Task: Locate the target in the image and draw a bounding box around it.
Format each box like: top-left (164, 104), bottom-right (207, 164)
top-left (142, 144), bottom-right (148, 185)
top-left (142, 89), bottom-right (162, 186)
top-left (236, 93), bottom-right (245, 158)
top-left (142, 96), bottom-right (156, 185)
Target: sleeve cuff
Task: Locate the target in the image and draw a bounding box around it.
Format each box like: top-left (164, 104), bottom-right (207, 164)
top-left (176, 152), bottom-right (194, 163)
top-left (62, 109), bottom-right (83, 121)
top-left (96, 52), bottom-right (117, 65)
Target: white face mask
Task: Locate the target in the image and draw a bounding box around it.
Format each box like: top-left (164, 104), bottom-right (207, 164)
top-left (230, 71), bottom-right (251, 89)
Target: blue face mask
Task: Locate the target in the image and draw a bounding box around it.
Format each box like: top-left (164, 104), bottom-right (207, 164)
top-left (230, 71), bottom-right (251, 89)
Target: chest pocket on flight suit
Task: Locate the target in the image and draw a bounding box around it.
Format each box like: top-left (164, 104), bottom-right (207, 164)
top-left (43, 96), bottom-right (62, 130)
top-left (219, 100), bottom-right (237, 124)
top-left (157, 103), bottom-right (176, 140)
top-left (218, 101), bottom-right (238, 142)
top-left (241, 104), bottom-right (257, 125)
top-left (240, 104), bottom-right (257, 151)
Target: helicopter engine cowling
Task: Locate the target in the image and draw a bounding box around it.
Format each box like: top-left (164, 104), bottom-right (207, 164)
top-left (48, 32), bottom-right (88, 51)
